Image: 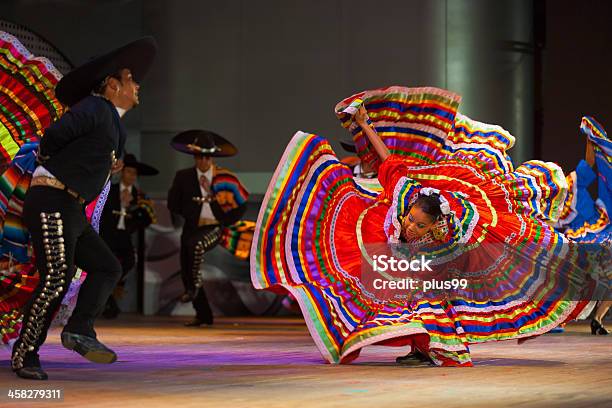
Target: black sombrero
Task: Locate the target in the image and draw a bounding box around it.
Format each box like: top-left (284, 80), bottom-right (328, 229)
top-left (122, 153), bottom-right (159, 176)
top-left (55, 36), bottom-right (157, 106)
top-left (171, 129), bottom-right (237, 157)
top-left (340, 139), bottom-right (356, 153)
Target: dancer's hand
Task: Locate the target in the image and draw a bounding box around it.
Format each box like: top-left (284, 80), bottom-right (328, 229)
top-left (355, 106), bottom-right (369, 126)
top-left (355, 105), bottom-right (390, 161)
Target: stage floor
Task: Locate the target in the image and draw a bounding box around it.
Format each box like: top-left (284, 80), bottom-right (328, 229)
top-left (0, 315), bottom-right (611, 407)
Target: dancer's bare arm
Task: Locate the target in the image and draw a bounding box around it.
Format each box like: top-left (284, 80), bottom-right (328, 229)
top-left (355, 106), bottom-right (390, 161)
top-left (585, 139), bottom-right (595, 168)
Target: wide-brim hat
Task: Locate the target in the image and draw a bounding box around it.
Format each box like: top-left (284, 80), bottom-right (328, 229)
top-left (340, 139), bottom-right (356, 153)
top-left (171, 129), bottom-right (237, 157)
top-left (123, 153), bottom-right (159, 176)
top-left (55, 36), bottom-right (157, 106)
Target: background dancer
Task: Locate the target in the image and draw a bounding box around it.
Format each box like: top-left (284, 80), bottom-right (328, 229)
top-left (556, 116), bottom-right (611, 335)
top-left (99, 153), bottom-right (158, 318)
top-left (167, 130), bottom-right (249, 327)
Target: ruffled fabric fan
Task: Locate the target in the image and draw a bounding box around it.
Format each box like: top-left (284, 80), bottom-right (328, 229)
top-left (0, 29), bottom-right (106, 346)
top-left (251, 86), bottom-right (599, 365)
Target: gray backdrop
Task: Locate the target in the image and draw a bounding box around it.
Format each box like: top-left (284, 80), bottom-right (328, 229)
top-left (5, 0), bottom-right (612, 314)
top-left (4, 0), bottom-right (554, 197)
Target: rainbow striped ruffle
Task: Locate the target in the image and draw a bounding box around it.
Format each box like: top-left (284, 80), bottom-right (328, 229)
top-left (334, 87), bottom-right (566, 225)
top-left (1, 30), bottom-right (65, 263)
top-left (211, 165), bottom-right (255, 260)
top-left (0, 31), bottom-right (66, 345)
top-left (0, 143), bottom-right (37, 262)
top-left (0, 31), bottom-right (64, 168)
top-left (220, 220), bottom-right (255, 261)
top-left (0, 32), bottom-right (107, 346)
top-left (212, 166), bottom-right (249, 211)
top-left (335, 87), bottom-right (461, 173)
top-left (251, 86), bottom-right (590, 365)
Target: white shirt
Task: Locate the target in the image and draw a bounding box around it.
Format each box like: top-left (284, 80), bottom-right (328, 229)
top-left (117, 182), bottom-right (133, 230)
top-left (32, 165), bottom-right (55, 178)
top-left (196, 166), bottom-right (215, 220)
top-left (33, 105), bottom-right (126, 179)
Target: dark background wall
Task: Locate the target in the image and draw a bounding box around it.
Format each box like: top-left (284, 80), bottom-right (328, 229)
top-left (3, 0), bottom-right (610, 195)
top-left (540, 0), bottom-right (612, 170)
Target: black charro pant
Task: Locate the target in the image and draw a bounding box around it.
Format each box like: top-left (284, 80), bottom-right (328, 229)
top-left (106, 230), bottom-right (136, 285)
top-left (11, 186), bottom-right (121, 368)
top-left (179, 225), bottom-right (222, 324)
top-left (103, 237), bottom-right (136, 317)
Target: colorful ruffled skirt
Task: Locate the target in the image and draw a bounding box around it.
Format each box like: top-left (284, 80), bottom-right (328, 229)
top-left (251, 86), bottom-right (593, 365)
top-left (0, 31), bottom-right (99, 347)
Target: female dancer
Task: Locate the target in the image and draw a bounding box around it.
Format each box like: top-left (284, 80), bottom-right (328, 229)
top-left (556, 116), bottom-right (611, 335)
top-left (251, 86), bottom-right (595, 366)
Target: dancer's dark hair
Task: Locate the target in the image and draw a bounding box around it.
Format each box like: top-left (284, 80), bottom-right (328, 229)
top-left (413, 193), bottom-right (443, 221)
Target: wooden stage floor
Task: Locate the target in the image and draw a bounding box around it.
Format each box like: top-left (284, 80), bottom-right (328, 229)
top-left (0, 315), bottom-right (610, 407)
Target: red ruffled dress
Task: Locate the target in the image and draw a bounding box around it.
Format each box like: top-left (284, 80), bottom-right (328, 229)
top-left (251, 86), bottom-right (593, 365)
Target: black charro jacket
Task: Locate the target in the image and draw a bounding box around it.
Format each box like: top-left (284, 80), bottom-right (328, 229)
top-left (167, 167), bottom-right (246, 235)
top-left (39, 95), bottom-right (127, 203)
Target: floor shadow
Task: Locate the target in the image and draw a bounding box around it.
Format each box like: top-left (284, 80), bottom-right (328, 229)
top-left (472, 358), bottom-right (565, 367)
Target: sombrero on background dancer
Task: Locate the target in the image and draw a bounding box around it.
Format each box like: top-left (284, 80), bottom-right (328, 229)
top-left (171, 129), bottom-right (238, 157)
top-left (170, 129), bottom-right (253, 260)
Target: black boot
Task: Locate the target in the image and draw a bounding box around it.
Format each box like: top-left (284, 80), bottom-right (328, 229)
top-left (14, 366), bottom-right (48, 380)
top-left (591, 319), bottom-right (610, 335)
top-left (396, 350), bottom-right (433, 365)
top-left (180, 291), bottom-right (195, 303)
top-left (102, 295), bottom-right (121, 319)
top-left (12, 351), bottom-right (48, 380)
top-left (61, 332), bottom-right (117, 363)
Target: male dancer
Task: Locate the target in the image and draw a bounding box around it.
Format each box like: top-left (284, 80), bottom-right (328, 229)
top-left (167, 130), bottom-right (247, 326)
top-left (11, 37), bottom-right (157, 380)
top-left (99, 153), bottom-right (158, 318)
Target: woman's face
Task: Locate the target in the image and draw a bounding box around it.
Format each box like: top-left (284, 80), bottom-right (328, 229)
top-left (401, 205), bottom-right (436, 240)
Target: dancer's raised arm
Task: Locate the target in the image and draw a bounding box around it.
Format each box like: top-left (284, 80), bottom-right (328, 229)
top-left (354, 106), bottom-right (390, 161)
top-left (585, 138), bottom-right (596, 168)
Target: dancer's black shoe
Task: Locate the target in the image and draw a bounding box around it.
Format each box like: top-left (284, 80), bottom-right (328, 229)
top-left (61, 332), bottom-right (117, 363)
top-left (180, 292), bottom-right (194, 303)
top-left (102, 295), bottom-right (121, 319)
top-left (12, 352), bottom-right (48, 380)
top-left (14, 366), bottom-right (48, 380)
top-left (591, 319), bottom-right (610, 335)
top-left (396, 350), bottom-right (433, 365)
